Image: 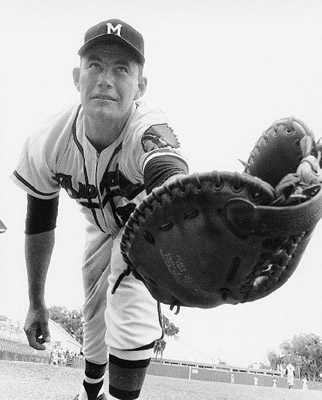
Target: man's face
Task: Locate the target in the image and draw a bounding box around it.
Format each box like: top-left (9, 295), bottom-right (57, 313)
top-left (73, 43), bottom-right (146, 122)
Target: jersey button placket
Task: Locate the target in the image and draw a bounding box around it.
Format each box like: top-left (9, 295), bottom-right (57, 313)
top-left (95, 152), bottom-right (109, 230)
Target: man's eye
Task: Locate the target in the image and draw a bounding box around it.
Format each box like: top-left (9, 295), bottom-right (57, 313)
top-left (116, 66), bottom-right (128, 73)
top-left (88, 62), bottom-right (101, 70)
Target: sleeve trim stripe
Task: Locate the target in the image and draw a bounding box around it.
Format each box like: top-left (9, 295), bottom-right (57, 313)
top-left (142, 151), bottom-right (188, 171)
top-left (13, 170), bottom-right (58, 197)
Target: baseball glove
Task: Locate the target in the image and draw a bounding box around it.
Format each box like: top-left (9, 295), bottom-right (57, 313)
top-left (119, 117), bottom-right (322, 312)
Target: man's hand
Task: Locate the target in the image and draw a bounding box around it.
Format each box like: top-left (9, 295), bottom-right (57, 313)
top-left (24, 304), bottom-right (51, 350)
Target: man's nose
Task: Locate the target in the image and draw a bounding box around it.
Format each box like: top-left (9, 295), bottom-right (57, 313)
top-left (98, 69), bottom-right (113, 87)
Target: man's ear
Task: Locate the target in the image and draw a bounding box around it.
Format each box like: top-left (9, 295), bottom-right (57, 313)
top-left (134, 76), bottom-right (147, 100)
top-left (73, 67), bottom-right (80, 91)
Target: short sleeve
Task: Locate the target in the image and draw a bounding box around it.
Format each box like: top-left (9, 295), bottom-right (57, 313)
top-left (121, 102), bottom-right (189, 183)
top-left (10, 106), bottom-right (78, 199)
top-left (12, 133), bottom-right (60, 199)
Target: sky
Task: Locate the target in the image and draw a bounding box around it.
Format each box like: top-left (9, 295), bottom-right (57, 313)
top-left (1, 0), bottom-right (322, 367)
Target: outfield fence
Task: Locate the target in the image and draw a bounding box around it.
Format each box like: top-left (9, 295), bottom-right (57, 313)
top-left (1, 337), bottom-right (322, 392)
top-left (149, 358), bottom-right (322, 391)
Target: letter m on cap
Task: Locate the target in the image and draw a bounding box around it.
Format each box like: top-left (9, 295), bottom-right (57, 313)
top-left (106, 22), bottom-right (122, 36)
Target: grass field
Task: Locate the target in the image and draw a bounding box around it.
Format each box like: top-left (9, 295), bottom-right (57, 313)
top-left (1, 360), bottom-right (321, 400)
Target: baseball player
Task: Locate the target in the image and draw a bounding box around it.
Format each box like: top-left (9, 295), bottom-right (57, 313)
top-left (286, 363), bottom-right (295, 389)
top-left (12, 19), bottom-right (188, 400)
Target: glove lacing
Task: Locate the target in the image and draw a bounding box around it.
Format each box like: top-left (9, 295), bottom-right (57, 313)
top-left (274, 136), bottom-right (322, 205)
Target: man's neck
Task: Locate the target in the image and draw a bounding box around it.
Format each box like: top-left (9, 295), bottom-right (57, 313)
top-left (84, 114), bottom-right (128, 153)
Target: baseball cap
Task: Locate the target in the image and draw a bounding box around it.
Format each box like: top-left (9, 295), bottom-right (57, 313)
top-left (78, 19), bottom-right (145, 64)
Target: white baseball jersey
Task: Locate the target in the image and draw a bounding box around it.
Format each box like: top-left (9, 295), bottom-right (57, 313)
top-left (12, 100), bottom-right (188, 362)
top-left (12, 100), bottom-right (187, 235)
top-left (286, 363), bottom-right (295, 385)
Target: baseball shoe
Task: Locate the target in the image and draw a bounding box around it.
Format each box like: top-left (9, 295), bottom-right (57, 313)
top-left (98, 395), bottom-right (107, 400)
top-left (73, 391), bottom-right (107, 400)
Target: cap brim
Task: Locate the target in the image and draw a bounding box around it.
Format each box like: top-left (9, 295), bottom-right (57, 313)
top-left (78, 34), bottom-right (145, 64)
top-left (0, 220), bottom-right (7, 234)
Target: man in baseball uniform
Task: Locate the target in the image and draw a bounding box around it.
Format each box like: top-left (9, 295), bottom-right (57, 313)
top-left (12, 19), bottom-right (188, 400)
top-left (286, 362), bottom-right (295, 389)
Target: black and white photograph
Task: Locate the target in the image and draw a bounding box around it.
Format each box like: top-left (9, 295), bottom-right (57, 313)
top-left (1, 1), bottom-right (322, 399)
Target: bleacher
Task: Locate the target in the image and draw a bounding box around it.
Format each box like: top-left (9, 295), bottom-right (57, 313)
top-left (0, 338), bottom-right (50, 363)
top-left (0, 320), bottom-right (50, 364)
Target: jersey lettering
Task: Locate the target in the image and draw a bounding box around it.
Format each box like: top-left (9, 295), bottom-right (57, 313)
top-left (100, 170), bottom-right (118, 194)
top-left (56, 173), bottom-right (97, 199)
top-left (56, 166), bottom-right (144, 226)
top-left (79, 182), bottom-right (98, 199)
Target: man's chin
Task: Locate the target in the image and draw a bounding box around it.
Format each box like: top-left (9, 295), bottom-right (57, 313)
top-left (89, 107), bottom-right (117, 120)
top-left (85, 104), bottom-right (131, 123)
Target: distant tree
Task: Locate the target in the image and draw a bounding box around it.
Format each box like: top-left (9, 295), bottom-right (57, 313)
top-left (259, 362), bottom-right (270, 370)
top-left (162, 315), bottom-right (179, 337)
top-left (267, 350), bottom-right (284, 371)
top-left (48, 306), bottom-right (83, 345)
top-left (153, 314), bottom-right (179, 358)
top-left (280, 333), bottom-right (322, 381)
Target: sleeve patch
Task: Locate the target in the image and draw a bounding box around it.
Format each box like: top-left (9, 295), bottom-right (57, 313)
top-left (141, 124), bottom-right (180, 153)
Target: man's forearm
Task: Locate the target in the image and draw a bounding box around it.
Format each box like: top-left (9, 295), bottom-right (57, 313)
top-left (25, 229), bottom-right (55, 306)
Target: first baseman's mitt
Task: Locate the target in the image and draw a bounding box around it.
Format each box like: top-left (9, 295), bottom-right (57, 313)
top-left (119, 117), bottom-right (322, 312)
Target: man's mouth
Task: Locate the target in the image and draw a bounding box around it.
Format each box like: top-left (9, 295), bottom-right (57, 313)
top-left (93, 95), bottom-right (117, 101)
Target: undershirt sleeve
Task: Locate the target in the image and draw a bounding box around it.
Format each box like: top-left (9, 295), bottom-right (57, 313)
top-left (25, 194), bottom-right (59, 234)
top-left (143, 154), bottom-right (189, 194)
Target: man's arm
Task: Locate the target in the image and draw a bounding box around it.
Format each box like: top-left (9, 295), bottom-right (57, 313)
top-left (24, 230), bottom-right (55, 349)
top-left (143, 154), bottom-right (189, 193)
top-left (23, 195), bottom-right (59, 350)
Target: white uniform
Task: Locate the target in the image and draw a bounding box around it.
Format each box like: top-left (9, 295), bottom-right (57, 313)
top-left (12, 100), bottom-right (187, 364)
top-left (286, 363), bottom-right (295, 388)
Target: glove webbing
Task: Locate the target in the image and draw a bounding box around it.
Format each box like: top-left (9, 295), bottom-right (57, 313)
top-left (224, 185), bottom-right (322, 237)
